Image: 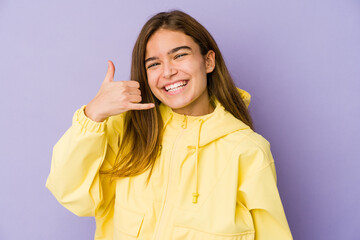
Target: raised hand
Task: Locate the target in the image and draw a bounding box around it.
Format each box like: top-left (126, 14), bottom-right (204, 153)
top-left (85, 60), bottom-right (155, 122)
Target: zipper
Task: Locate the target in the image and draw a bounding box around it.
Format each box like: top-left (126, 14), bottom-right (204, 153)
top-left (153, 115), bottom-right (187, 239)
top-left (181, 115), bottom-right (187, 129)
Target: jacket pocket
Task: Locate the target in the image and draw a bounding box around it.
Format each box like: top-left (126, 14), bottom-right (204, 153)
top-left (172, 225), bottom-right (255, 240)
top-left (113, 205), bottom-right (145, 239)
top-left (172, 225), bottom-right (254, 240)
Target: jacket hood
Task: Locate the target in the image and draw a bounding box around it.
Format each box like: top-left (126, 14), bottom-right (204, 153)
top-left (238, 88), bottom-right (251, 108)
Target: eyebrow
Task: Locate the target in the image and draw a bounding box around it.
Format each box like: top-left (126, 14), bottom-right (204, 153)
top-left (144, 46), bottom-right (192, 64)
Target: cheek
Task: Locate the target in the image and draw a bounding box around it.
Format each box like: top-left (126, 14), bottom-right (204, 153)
top-left (183, 59), bottom-right (206, 75)
top-left (146, 76), bottom-right (161, 99)
top-left (147, 81), bottom-right (156, 94)
top-left (146, 73), bottom-right (156, 88)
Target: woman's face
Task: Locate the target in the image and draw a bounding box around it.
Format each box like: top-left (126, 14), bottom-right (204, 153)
top-left (145, 29), bottom-right (215, 116)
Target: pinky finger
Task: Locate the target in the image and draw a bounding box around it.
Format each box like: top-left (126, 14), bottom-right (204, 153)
top-left (129, 103), bottom-right (155, 110)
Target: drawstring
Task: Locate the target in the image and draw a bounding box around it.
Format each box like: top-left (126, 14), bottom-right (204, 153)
top-left (192, 119), bottom-right (204, 204)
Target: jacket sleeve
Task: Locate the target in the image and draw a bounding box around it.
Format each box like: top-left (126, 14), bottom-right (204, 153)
top-left (46, 105), bottom-right (122, 217)
top-left (237, 138), bottom-right (293, 240)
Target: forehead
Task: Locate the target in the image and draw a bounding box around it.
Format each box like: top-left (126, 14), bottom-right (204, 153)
top-left (145, 29), bottom-right (198, 57)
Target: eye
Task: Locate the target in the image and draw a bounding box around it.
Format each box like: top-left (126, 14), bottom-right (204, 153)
top-left (147, 62), bottom-right (160, 69)
top-left (175, 53), bottom-right (188, 59)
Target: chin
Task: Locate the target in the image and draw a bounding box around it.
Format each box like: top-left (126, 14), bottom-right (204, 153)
top-left (164, 102), bottom-right (189, 110)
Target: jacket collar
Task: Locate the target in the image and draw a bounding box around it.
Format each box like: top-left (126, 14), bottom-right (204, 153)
top-left (159, 88), bottom-right (251, 147)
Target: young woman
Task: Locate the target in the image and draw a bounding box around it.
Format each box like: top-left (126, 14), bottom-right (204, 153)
top-left (46, 10), bottom-right (293, 240)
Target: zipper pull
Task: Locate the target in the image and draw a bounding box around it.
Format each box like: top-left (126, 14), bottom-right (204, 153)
top-left (192, 192), bottom-right (199, 204)
top-left (181, 115), bottom-right (187, 129)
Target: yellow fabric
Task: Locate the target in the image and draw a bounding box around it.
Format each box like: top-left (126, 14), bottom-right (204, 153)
top-left (46, 88), bottom-right (293, 240)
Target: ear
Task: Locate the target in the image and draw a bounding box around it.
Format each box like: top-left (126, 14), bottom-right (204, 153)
top-left (205, 50), bottom-right (215, 73)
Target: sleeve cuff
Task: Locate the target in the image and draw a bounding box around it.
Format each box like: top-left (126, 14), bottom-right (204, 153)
top-left (72, 105), bottom-right (108, 133)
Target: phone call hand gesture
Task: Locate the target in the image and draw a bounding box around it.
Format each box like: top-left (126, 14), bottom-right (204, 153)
top-left (85, 60), bottom-right (155, 122)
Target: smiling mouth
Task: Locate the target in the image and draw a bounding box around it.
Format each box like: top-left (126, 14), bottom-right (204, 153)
top-left (164, 80), bottom-right (188, 92)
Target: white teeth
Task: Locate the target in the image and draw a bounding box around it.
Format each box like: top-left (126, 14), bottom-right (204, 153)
top-left (165, 81), bottom-right (187, 91)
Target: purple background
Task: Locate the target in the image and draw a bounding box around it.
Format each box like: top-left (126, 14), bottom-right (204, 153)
top-left (0, 0), bottom-right (359, 239)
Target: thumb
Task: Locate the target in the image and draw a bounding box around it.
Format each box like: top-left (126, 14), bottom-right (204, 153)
top-left (103, 60), bottom-right (115, 83)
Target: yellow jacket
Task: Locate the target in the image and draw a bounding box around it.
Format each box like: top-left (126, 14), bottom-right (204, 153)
top-left (46, 89), bottom-right (293, 240)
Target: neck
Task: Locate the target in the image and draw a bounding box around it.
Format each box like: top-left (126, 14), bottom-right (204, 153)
top-left (172, 97), bottom-right (215, 116)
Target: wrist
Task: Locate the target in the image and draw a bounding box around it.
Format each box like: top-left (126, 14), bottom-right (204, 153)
top-left (84, 105), bottom-right (107, 122)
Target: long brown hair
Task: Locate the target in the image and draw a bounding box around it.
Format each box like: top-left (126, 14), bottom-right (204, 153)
top-left (104, 10), bottom-right (253, 181)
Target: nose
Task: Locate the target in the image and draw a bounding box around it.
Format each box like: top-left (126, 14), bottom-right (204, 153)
top-left (162, 61), bottom-right (177, 79)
